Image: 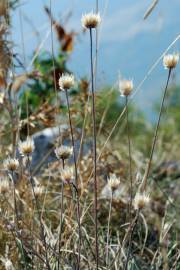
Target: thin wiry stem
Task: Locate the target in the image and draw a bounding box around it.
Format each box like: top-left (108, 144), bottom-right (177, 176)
top-left (106, 190), bottom-right (113, 268)
top-left (58, 158), bottom-right (65, 270)
top-left (89, 27), bottom-right (99, 270)
top-left (27, 158), bottom-right (51, 270)
top-left (95, 0), bottom-right (99, 88)
top-left (19, 7), bottom-right (26, 68)
top-left (30, 203), bottom-right (35, 269)
top-left (77, 96), bottom-right (89, 166)
top-left (31, 181), bottom-right (51, 270)
top-left (19, 7), bottom-right (29, 138)
top-left (65, 89), bottom-right (81, 270)
top-left (124, 210), bottom-right (139, 270)
top-left (77, 0), bottom-right (99, 168)
top-left (65, 90), bottom-right (78, 188)
top-left (12, 179), bottom-right (18, 226)
top-left (87, 36), bottom-right (180, 185)
top-left (142, 68), bottom-right (172, 191)
top-left (50, 0), bottom-right (58, 99)
top-left (49, 0), bottom-right (61, 144)
top-left (71, 182), bottom-right (82, 269)
top-left (11, 172), bottom-right (28, 270)
top-left (4, 182), bottom-right (48, 268)
top-left (125, 96), bottom-right (133, 221)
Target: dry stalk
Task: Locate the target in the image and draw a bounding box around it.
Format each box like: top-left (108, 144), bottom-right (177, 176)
top-left (125, 96), bottom-right (133, 221)
top-left (141, 68), bottom-right (172, 191)
top-left (27, 157), bottom-right (51, 270)
top-left (106, 190), bottom-right (113, 267)
top-left (124, 210), bottom-right (140, 270)
top-left (58, 158), bottom-right (65, 269)
top-left (89, 27), bottom-right (99, 270)
top-left (65, 89), bottom-right (81, 270)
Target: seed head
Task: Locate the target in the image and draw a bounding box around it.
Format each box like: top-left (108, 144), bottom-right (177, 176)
top-left (55, 145), bottom-right (73, 160)
top-left (2, 258), bottom-right (14, 270)
top-left (19, 137), bottom-right (35, 156)
top-left (163, 53), bottom-right (179, 69)
top-left (61, 167), bottom-right (74, 183)
top-left (134, 192), bottom-right (150, 210)
top-left (81, 12), bottom-right (101, 29)
top-left (108, 174), bottom-right (120, 191)
top-left (4, 157), bottom-right (19, 172)
top-left (0, 177), bottom-right (9, 193)
top-left (59, 73), bottom-right (75, 91)
top-left (119, 79), bottom-right (133, 97)
top-left (34, 185), bottom-right (44, 196)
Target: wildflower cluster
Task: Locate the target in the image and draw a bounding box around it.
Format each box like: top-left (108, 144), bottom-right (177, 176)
top-left (0, 5), bottom-right (179, 269)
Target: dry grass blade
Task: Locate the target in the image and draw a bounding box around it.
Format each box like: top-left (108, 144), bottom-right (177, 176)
top-left (0, 23), bottom-right (11, 87)
top-left (143, 0), bottom-right (159, 20)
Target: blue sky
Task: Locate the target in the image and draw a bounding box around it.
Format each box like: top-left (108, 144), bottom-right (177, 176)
top-left (12, 0), bottom-right (180, 118)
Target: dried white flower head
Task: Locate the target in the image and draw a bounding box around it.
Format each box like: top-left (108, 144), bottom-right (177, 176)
top-left (59, 73), bottom-right (75, 91)
top-left (4, 157), bottom-right (19, 172)
top-left (108, 174), bottom-right (120, 191)
top-left (34, 185), bottom-right (44, 196)
top-left (1, 258), bottom-right (14, 270)
top-left (19, 137), bottom-right (35, 156)
top-left (134, 192), bottom-right (150, 210)
top-left (61, 167), bottom-right (74, 183)
top-left (55, 145), bottom-right (73, 160)
top-left (81, 12), bottom-right (101, 29)
top-left (119, 79), bottom-right (133, 97)
top-left (0, 177), bottom-right (9, 193)
top-left (163, 53), bottom-right (179, 69)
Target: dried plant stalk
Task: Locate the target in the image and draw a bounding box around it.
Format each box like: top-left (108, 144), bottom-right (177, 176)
top-left (65, 89), bottom-right (81, 270)
top-left (89, 27), bottom-right (99, 270)
top-left (141, 68), bottom-right (172, 191)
